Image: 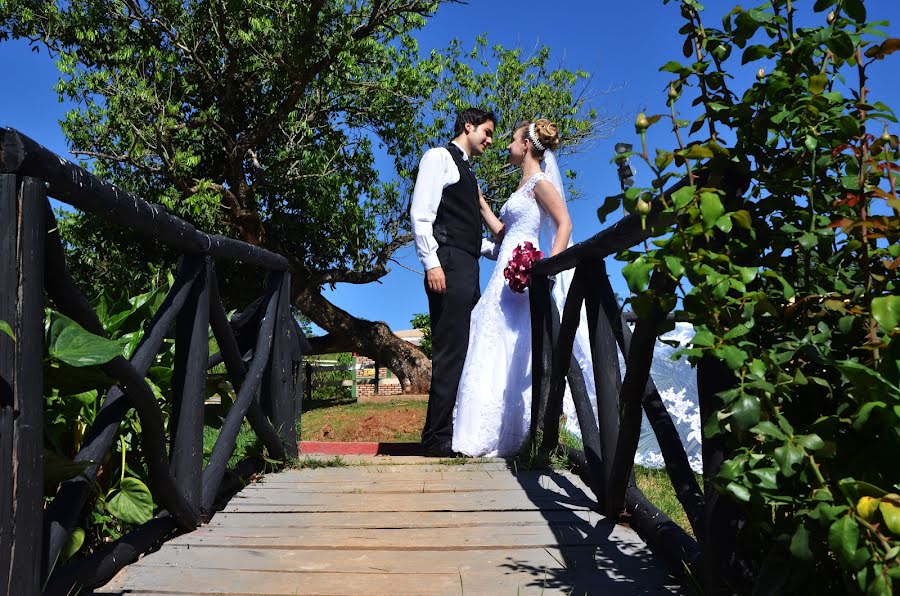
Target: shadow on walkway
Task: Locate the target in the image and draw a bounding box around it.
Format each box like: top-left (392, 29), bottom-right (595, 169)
top-left (509, 466), bottom-right (680, 595)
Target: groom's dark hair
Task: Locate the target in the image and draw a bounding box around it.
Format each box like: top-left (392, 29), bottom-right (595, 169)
top-left (453, 108), bottom-right (497, 137)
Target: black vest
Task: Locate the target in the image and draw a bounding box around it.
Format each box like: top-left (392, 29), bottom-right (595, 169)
top-left (432, 144), bottom-right (481, 257)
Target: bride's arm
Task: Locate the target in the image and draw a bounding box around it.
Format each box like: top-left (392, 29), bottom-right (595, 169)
top-left (479, 189), bottom-right (505, 240)
top-left (533, 179), bottom-right (572, 257)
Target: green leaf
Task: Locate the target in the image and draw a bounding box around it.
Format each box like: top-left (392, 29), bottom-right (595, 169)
top-left (879, 502), bottom-right (900, 536)
top-left (742, 44), bottom-right (773, 64)
top-left (725, 481), bottom-right (751, 502)
top-left (751, 421), bottom-right (786, 440)
top-left (838, 478), bottom-right (887, 501)
top-left (763, 271), bottom-right (795, 300)
top-left (107, 477), bottom-right (155, 526)
top-left (597, 195), bottom-right (621, 223)
top-left (732, 210), bottom-right (752, 229)
top-left (808, 74), bottom-right (827, 96)
top-left (853, 401), bottom-right (886, 429)
top-left (716, 345), bottom-right (748, 370)
top-left (799, 232), bottom-right (818, 249)
top-left (655, 149), bottom-right (674, 170)
top-left (622, 258), bottom-right (653, 293)
top-left (48, 314), bottom-right (126, 367)
top-left (663, 255), bottom-right (684, 277)
top-left (871, 296), bottom-right (900, 332)
top-left (61, 527), bottom-right (85, 563)
top-left (671, 185), bottom-right (696, 209)
top-left (749, 359), bottom-right (766, 379)
top-left (837, 361), bottom-right (900, 400)
top-left (828, 516), bottom-right (860, 565)
top-left (715, 215), bottom-right (733, 233)
top-left (0, 320), bottom-right (13, 342)
top-left (843, 0), bottom-right (866, 22)
top-left (790, 524), bottom-right (813, 561)
top-left (795, 434), bottom-right (825, 450)
top-left (774, 443), bottom-right (804, 477)
top-left (679, 145), bottom-right (714, 160)
top-left (660, 60), bottom-right (690, 74)
top-left (44, 450), bottom-right (92, 487)
top-left (826, 31), bottom-right (856, 60)
top-left (731, 394), bottom-right (760, 430)
top-left (691, 326), bottom-right (716, 347)
top-left (700, 192), bottom-right (725, 230)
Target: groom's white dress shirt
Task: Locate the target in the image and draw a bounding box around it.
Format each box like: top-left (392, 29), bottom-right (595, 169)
top-left (410, 141), bottom-right (499, 272)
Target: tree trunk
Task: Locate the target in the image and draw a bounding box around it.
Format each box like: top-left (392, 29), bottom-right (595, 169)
top-left (291, 282), bottom-right (431, 394)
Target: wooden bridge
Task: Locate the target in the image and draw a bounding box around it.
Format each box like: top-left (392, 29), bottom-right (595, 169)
top-left (98, 457), bottom-right (679, 595)
top-left (2, 127), bottom-right (744, 594)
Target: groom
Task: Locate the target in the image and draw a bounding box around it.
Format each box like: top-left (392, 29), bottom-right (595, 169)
top-left (410, 107), bottom-right (496, 457)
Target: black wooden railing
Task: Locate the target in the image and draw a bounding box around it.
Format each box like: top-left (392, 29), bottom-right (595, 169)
top-left (0, 128), bottom-right (308, 595)
top-left (529, 166), bottom-right (750, 590)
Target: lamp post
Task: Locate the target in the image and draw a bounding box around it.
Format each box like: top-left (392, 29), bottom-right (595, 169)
top-left (614, 142), bottom-right (636, 190)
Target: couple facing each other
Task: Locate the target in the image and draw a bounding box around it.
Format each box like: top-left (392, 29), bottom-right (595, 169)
top-left (411, 108), bottom-right (594, 458)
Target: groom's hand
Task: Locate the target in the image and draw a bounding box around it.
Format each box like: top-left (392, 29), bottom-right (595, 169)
top-left (426, 266), bottom-right (446, 294)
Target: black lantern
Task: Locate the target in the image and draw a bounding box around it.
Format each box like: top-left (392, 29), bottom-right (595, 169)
top-left (614, 142), bottom-right (636, 189)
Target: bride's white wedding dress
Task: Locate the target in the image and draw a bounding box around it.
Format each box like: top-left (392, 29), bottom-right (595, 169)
top-left (452, 172), bottom-right (569, 457)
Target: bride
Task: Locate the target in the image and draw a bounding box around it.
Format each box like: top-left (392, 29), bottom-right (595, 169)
top-left (452, 118), bottom-right (591, 457)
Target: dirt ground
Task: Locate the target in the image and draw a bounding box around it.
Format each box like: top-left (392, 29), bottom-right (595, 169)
top-left (301, 400), bottom-right (427, 443)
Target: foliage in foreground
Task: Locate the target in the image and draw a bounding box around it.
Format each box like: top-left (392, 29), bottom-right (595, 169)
top-left (43, 277), bottom-right (265, 567)
top-left (603, 0), bottom-right (899, 592)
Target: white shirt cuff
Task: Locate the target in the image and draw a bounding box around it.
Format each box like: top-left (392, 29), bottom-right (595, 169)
top-left (422, 253), bottom-right (442, 271)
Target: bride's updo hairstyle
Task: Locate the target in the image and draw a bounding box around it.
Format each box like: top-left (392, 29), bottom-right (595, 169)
top-left (519, 118), bottom-right (561, 158)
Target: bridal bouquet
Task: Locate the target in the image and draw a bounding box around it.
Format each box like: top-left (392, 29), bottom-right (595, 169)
top-left (503, 241), bottom-right (544, 293)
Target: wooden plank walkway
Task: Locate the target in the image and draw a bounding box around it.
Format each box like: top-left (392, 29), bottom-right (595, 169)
top-left (99, 457), bottom-right (681, 595)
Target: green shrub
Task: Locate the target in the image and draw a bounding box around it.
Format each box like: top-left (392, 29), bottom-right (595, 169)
top-left (604, 1), bottom-right (900, 591)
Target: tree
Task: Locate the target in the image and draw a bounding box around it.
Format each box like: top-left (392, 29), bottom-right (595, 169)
top-left (605, 0), bottom-right (899, 591)
top-left (410, 313), bottom-right (432, 358)
top-left (2, 1), bottom-right (618, 392)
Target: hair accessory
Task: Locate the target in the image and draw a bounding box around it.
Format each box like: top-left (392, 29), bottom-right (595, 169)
top-left (528, 123), bottom-right (545, 151)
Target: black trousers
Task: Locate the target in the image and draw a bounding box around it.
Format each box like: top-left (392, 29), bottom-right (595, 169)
top-left (422, 245), bottom-right (480, 450)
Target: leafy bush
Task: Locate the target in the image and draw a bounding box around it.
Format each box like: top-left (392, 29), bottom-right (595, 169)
top-left (43, 275), bottom-right (238, 563)
top-left (410, 313), bottom-right (432, 359)
top-left (603, 0), bottom-right (900, 592)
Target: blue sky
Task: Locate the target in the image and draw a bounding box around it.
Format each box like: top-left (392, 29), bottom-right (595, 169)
top-left (1, 1), bottom-right (897, 333)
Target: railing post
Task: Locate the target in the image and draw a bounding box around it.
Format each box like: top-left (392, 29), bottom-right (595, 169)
top-left (605, 270), bottom-right (676, 519)
top-left (1, 175), bottom-right (46, 595)
top-left (268, 272), bottom-right (298, 457)
top-left (169, 255), bottom-right (210, 517)
top-left (539, 267), bottom-right (588, 456)
top-left (580, 261), bottom-right (623, 509)
top-left (528, 274), bottom-right (554, 441)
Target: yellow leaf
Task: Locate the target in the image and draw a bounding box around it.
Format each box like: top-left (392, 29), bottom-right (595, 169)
top-left (857, 496), bottom-right (879, 521)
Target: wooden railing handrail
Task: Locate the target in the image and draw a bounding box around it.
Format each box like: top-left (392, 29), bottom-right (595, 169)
top-left (1, 129), bottom-right (305, 595)
top-left (527, 162), bottom-right (750, 583)
top-left (0, 127), bottom-right (289, 271)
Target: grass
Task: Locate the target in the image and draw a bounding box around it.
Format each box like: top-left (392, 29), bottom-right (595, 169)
top-left (202, 422), bottom-right (261, 468)
top-left (436, 456), bottom-right (493, 465)
top-left (633, 466), bottom-right (702, 538)
top-left (287, 455), bottom-right (349, 469)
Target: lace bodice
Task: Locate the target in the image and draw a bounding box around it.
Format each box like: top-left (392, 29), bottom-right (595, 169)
top-left (495, 172), bottom-right (549, 274)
